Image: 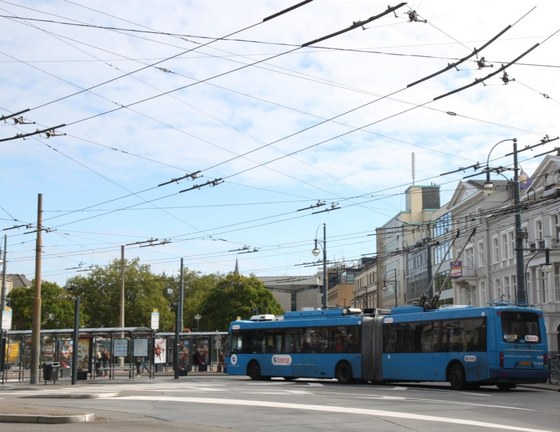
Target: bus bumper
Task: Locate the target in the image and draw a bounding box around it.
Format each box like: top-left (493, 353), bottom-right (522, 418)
top-left (486, 368), bottom-right (549, 384)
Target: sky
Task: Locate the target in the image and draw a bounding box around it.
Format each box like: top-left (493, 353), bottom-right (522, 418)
top-left (1, 0), bottom-right (559, 287)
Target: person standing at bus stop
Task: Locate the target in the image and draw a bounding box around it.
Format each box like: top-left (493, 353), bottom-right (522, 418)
top-left (101, 349), bottom-right (110, 376)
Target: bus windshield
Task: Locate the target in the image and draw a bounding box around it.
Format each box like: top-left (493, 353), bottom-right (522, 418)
top-left (501, 311), bottom-right (541, 343)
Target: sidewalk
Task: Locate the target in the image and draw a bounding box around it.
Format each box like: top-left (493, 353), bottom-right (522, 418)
top-left (0, 369), bottom-right (222, 423)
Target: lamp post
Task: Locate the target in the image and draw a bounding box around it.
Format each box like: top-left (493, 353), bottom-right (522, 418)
top-left (524, 248), bottom-right (551, 304)
top-left (194, 314), bottom-right (201, 332)
top-left (383, 268), bottom-right (398, 307)
top-left (483, 138), bottom-right (527, 305)
top-left (311, 223), bottom-right (327, 309)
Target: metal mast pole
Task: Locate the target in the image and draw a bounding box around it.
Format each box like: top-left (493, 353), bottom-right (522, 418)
top-left (513, 139), bottom-right (527, 304)
top-left (30, 193), bottom-right (43, 384)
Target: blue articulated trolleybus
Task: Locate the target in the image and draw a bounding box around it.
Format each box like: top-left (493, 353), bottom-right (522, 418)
top-left (376, 304), bottom-right (549, 390)
top-left (224, 304), bottom-right (550, 389)
top-left (225, 307), bottom-right (372, 384)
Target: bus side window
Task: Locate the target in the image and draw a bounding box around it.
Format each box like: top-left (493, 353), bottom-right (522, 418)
top-left (284, 332), bottom-right (300, 353)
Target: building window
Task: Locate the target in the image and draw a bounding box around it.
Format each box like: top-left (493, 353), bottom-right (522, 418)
top-left (539, 268), bottom-right (547, 304)
top-left (535, 219), bottom-right (543, 241)
top-left (493, 237), bottom-right (499, 264)
top-left (501, 233), bottom-right (508, 261)
top-left (477, 240), bottom-right (485, 268)
top-left (555, 263), bottom-right (560, 301)
top-left (509, 231), bottom-right (514, 260)
top-left (495, 278), bottom-right (501, 299)
top-left (464, 247), bottom-right (474, 269)
top-left (433, 212), bottom-right (451, 238)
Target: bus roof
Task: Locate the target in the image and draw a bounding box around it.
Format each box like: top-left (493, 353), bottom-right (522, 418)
top-left (284, 307), bottom-right (362, 320)
top-left (229, 307), bottom-right (365, 330)
top-left (386, 304), bottom-right (544, 321)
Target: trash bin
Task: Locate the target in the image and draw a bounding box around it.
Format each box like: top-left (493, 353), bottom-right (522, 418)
top-left (42, 362), bottom-right (60, 384)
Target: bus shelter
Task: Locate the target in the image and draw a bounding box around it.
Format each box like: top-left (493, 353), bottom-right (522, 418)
top-left (1, 328), bottom-right (226, 383)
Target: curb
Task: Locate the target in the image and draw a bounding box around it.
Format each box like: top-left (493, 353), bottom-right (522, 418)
top-left (0, 413), bottom-right (95, 424)
top-left (26, 392), bottom-right (120, 399)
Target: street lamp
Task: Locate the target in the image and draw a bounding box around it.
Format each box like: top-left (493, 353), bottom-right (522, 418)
top-left (524, 248), bottom-right (551, 304)
top-left (311, 223), bottom-right (327, 309)
top-left (482, 138), bottom-right (527, 305)
top-left (194, 313), bottom-right (201, 332)
top-left (383, 268), bottom-right (398, 307)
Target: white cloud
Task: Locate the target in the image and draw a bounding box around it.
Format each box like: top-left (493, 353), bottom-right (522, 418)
top-left (1, 0), bottom-right (559, 287)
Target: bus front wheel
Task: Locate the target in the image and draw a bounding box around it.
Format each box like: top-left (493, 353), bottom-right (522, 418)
top-left (335, 361), bottom-right (353, 384)
top-left (448, 363), bottom-right (466, 390)
top-left (248, 361), bottom-right (262, 380)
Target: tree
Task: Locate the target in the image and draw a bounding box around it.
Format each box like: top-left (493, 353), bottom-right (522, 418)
top-left (184, 273), bottom-right (220, 331)
top-left (9, 281), bottom-right (79, 330)
top-left (65, 258), bottom-right (175, 330)
top-left (200, 273), bottom-right (283, 331)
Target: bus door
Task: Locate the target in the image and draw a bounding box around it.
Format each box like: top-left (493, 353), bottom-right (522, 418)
top-left (300, 328), bottom-right (330, 378)
top-left (279, 331), bottom-right (300, 377)
top-left (263, 333), bottom-right (293, 377)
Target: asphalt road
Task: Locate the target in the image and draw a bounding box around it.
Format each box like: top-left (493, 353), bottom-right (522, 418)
top-left (1, 374), bottom-right (559, 432)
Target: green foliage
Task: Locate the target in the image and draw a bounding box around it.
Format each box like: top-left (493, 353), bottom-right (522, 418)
top-left (9, 281), bottom-right (79, 330)
top-left (65, 258), bottom-right (174, 330)
top-left (200, 273), bottom-right (284, 331)
top-left (10, 261), bottom-right (284, 333)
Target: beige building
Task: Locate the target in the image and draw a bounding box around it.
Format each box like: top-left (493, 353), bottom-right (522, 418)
top-left (375, 185), bottom-right (440, 308)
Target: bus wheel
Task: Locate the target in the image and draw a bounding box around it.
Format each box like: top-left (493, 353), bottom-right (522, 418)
top-left (247, 361), bottom-right (261, 380)
top-left (335, 361), bottom-right (353, 384)
top-left (448, 363), bottom-right (466, 390)
top-left (497, 383), bottom-right (516, 391)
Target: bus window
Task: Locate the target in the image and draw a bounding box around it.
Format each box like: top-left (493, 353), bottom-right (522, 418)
top-left (284, 332), bottom-right (301, 353)
top-left (329, 326), bottom-right (358, 353)
top-left (421, 322), bottom-right (438, 352)
top-left (501, 311), bottom-right (540, 343)
top-left (344, 327), bottom-right (359, 353)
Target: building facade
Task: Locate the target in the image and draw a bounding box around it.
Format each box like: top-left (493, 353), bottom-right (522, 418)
top-left (362, 156), bottom-right (560, 354)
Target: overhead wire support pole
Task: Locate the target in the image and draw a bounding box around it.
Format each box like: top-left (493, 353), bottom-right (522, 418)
top-left (311, 224), bottom-right (328, 309)
top-left (30, 193), bottom-right (43, 385)
top-left (481, 138), bottom-right (527, 305)
top-left (0, 235), bottom-right (7, 384)
top-left (512, 140), bottom-right (527, 305)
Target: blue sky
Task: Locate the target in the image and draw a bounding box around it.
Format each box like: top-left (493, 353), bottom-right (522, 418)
top-left (1, 0), bottom-right (559, 286)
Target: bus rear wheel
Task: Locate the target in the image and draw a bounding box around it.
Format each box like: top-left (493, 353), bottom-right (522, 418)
top-left (248, 361), bottom-right (262, 380)
top-left (448, 363), bottom-right (466, 390)
top-left (335, 361), bottom-right (353, 384)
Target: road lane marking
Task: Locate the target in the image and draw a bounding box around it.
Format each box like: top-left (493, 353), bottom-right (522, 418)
top-left (356, 395), bottom-right (532, 411)
top-left (113, 395), bottom-right (552, 432)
